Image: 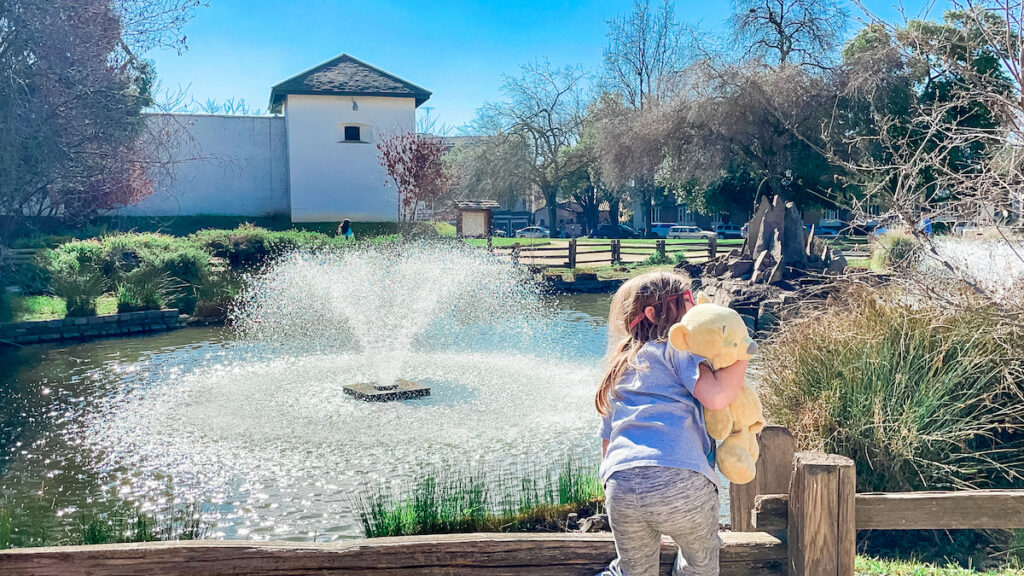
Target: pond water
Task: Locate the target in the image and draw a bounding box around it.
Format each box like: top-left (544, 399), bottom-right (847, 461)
top-left (0, 289), bottom-right (626, 542)
top-left (0, 246), bottom-right (732, 544)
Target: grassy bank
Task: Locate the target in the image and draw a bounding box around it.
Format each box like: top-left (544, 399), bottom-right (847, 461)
top-left (856, 556), bottom-right (1023, 575)
top-left (355, 458), bottom-right (603, 538)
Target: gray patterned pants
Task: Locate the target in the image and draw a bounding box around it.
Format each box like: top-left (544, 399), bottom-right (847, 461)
top-left (598, 466), bottom-right (721, 576)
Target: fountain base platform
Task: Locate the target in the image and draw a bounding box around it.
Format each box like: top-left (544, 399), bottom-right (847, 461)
top-left (342, 379), bottom-right (431, 402)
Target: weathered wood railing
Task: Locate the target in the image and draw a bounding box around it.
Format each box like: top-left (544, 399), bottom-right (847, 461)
top-left (489, 237), bottom-right (718, 269)
top-left (4, 425), bottom-right (1024, 576)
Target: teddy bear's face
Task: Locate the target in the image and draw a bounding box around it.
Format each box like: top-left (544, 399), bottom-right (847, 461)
top-left (668, 303), bottom-right (757, 370)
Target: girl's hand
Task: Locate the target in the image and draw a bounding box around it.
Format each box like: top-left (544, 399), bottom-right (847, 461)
top-left (693, 360), bottom-right (748, 411)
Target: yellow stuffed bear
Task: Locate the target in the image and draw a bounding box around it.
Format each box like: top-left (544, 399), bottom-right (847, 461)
top-left (668, 293), bottom-right (765, 485)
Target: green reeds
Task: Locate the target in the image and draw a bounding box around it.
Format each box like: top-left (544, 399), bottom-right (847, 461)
top-left (355, 458), bottom-right (604, 538)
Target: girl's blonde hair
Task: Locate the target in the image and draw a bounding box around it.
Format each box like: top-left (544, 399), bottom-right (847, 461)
top-left (596, 269), bottom-right (691, 415)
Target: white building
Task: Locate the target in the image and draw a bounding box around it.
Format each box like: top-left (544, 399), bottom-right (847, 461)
top-left (123, 54), bottom-right (431, 222)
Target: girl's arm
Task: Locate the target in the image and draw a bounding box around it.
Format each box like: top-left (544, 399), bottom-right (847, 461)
top-left (601, 438), bottom-right (609, 458)
top-left (692, 360), bottom-right (748, 411)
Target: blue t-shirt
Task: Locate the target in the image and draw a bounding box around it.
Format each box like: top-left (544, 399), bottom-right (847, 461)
top-left (599, 341), bottom-right (720, 489)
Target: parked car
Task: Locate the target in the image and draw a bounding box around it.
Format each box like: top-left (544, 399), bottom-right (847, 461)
top-left (714, 224), bottom-right (744, 239)
top-left (741, 223), bottom-right (748, 238)
top-left (593, 224), bottom-right (641, 239)
top-left (953, 221), bottom-right (984, 237)
top-left (515, 226), bottom-right (550, 238)
top-left (806, 224), bottom-right (840, 238)
top-left (650, 222), bottom-right (678, 238)
top-left (667, 225), bottom-right (716, 240)
top-left (492, 229), bottom-right (508, 238)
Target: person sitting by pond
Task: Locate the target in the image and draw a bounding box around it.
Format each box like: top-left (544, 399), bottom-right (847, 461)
top-left (596, 270), bottom-right (749, 576)
top-left (337, 219), bottom-right (355, 242)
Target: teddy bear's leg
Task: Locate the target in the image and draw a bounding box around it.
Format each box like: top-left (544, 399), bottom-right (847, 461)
top-left (747, 426), bottom-right (760, 461)
top-left (717, 428), bottom-right (757, 485)
top-left (704, 406), bottom-right (733, 441)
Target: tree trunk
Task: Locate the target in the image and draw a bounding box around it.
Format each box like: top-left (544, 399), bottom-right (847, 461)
top-left (610, 199), bottom-right (620, 226)
top-left (546, 187), bottom-right (558, 235)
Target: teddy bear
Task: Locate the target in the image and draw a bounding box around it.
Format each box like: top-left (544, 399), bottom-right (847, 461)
top-left (667, 293), bottom-right (765, 485)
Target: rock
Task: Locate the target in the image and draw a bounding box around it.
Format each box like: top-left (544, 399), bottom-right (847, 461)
top-left (579, 513), bottom-right (609, 533)
top-left (758, 299), bottom-right (784, 332)
top-left (768, 261), bottom-right (785, 284)
top-left (566, 513), bottom-right (579, 531)
top-left (827, 252), bottom-right (848, 274)
top-left (728, 259), bottom-right (754, 278)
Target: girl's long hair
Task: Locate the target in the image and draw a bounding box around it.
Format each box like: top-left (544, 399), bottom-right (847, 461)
top-left (596, 270), bottom-right (691, 415)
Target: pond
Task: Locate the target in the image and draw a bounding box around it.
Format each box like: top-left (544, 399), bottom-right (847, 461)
top-left (0, 246), bottom-right (731, 544)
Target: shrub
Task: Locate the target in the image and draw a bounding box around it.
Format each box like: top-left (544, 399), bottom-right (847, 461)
top-left (642, 250), bottom-right (674, 266)
top-left (44, 242), bottom-right (108, 316)
top-left (761, 286), bottom-right (1024, 493)
top-left (193, 269), bottom-right (240, 319)
top-left (673, 251), bottom-right (689, 265)
top-left (871, 230), bottom-right (921, 270)
top-left (100, 234), bottom-right (211, 313)
top-left (190, 224), bottom-right (339, 268)
top-left (116, 266), bottom-right (173, 313)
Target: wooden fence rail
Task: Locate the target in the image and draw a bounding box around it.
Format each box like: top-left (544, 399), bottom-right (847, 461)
top-left (0, 532), bottom-right (786, 576)
top-left (491, 238), bottom-right (717, 269)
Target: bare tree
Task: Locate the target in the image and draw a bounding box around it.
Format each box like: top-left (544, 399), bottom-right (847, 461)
top-left (480, 60), bottom-right (590, 230)
top-left (602, 0), bottom-right (689, 110)
top-left (601, 0), bottom-right (690, 233)
top-left (730, 0), bottom-right (850, 69)
top-left (829, 2), bottom-right (1024, 307)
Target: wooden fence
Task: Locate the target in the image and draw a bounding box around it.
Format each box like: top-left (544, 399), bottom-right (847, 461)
top-left (487, 237), bottom-right (719, 269)
top-left (0, 248), bottom-right (40, 268)
top-left (4, 425), bottom-right (1024, 576)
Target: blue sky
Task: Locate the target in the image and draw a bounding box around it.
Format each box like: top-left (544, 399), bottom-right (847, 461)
top-left (146, 1), bottom-right (949, 127)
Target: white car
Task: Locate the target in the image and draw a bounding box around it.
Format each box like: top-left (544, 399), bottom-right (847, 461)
top-left (667, 225), bottom-right (716, 240)
top-left (650, 222), bottom-right (678, 238)
top-left (953, 222), bottom-right (983, 237)
top-left (515, 226), bottom-right (550, 238)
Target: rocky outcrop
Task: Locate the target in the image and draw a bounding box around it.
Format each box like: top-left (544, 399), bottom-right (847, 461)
top-left (678, 196), bottom-right (849, 332)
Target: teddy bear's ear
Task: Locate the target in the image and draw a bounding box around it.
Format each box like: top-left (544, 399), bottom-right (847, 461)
top-left (668, 324), bottom-right (690, 351)
top-left (695, 292), bottom-right (712, 305)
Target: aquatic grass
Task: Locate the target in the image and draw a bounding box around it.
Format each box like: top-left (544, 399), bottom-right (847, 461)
top-left (0, 507), bottom-right (11, 550)
top-left (356, 458), bottom-right (604, 538)
top-left (68, 502), bottom-right (205, 546)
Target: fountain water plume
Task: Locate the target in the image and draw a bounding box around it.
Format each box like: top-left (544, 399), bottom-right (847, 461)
top-left (232, 241), bottom-right (546, 393)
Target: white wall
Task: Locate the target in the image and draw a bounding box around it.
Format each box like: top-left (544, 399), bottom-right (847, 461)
top-left (119, 114), bottom-right (289, 217)
top-left (284, 95), bottom-right (415, 222)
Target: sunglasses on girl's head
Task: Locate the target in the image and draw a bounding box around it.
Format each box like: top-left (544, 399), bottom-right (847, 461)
top-left (628, 289), bottom-right (692, 332)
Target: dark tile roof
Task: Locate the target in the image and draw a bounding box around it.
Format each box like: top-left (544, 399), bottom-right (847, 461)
top-left (269, 54), bottom-right (431, 113)
top-left (455, 200), bottom-right (501, 210)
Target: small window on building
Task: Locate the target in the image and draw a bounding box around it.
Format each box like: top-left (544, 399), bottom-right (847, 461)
top-left (652, 208), bottom-right (662, 222)
top-left (344, 126), bottom-right (361, 142)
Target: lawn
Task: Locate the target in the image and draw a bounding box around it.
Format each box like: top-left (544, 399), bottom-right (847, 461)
top-left (856, 556), bottom-right (1023, 575)
top-left (462, 237), bottom-right (551, 248)
top-left (4, 295), bottom-right (117, 322)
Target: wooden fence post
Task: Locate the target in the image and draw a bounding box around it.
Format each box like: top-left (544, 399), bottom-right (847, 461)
top-left (709, 235), bottom-right (718, 259)
top-left (568, 238), bottom-right (577, 269)
top-left (511, 243), bottom-right (521, 266)
top-left (787, 452), bottom-right (856, 576)
top-left (487, 236), bottom-right (493, 253)
top-left (611, 240), bottom-right (621, 265)
top-left (656, 239), bottom-right (666, 258)
top-left (730, 425), bottom-right (796, 532)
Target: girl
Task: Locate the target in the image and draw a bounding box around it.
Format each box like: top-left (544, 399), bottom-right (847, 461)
top-left (597, 270), bottom-right (748, 576)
